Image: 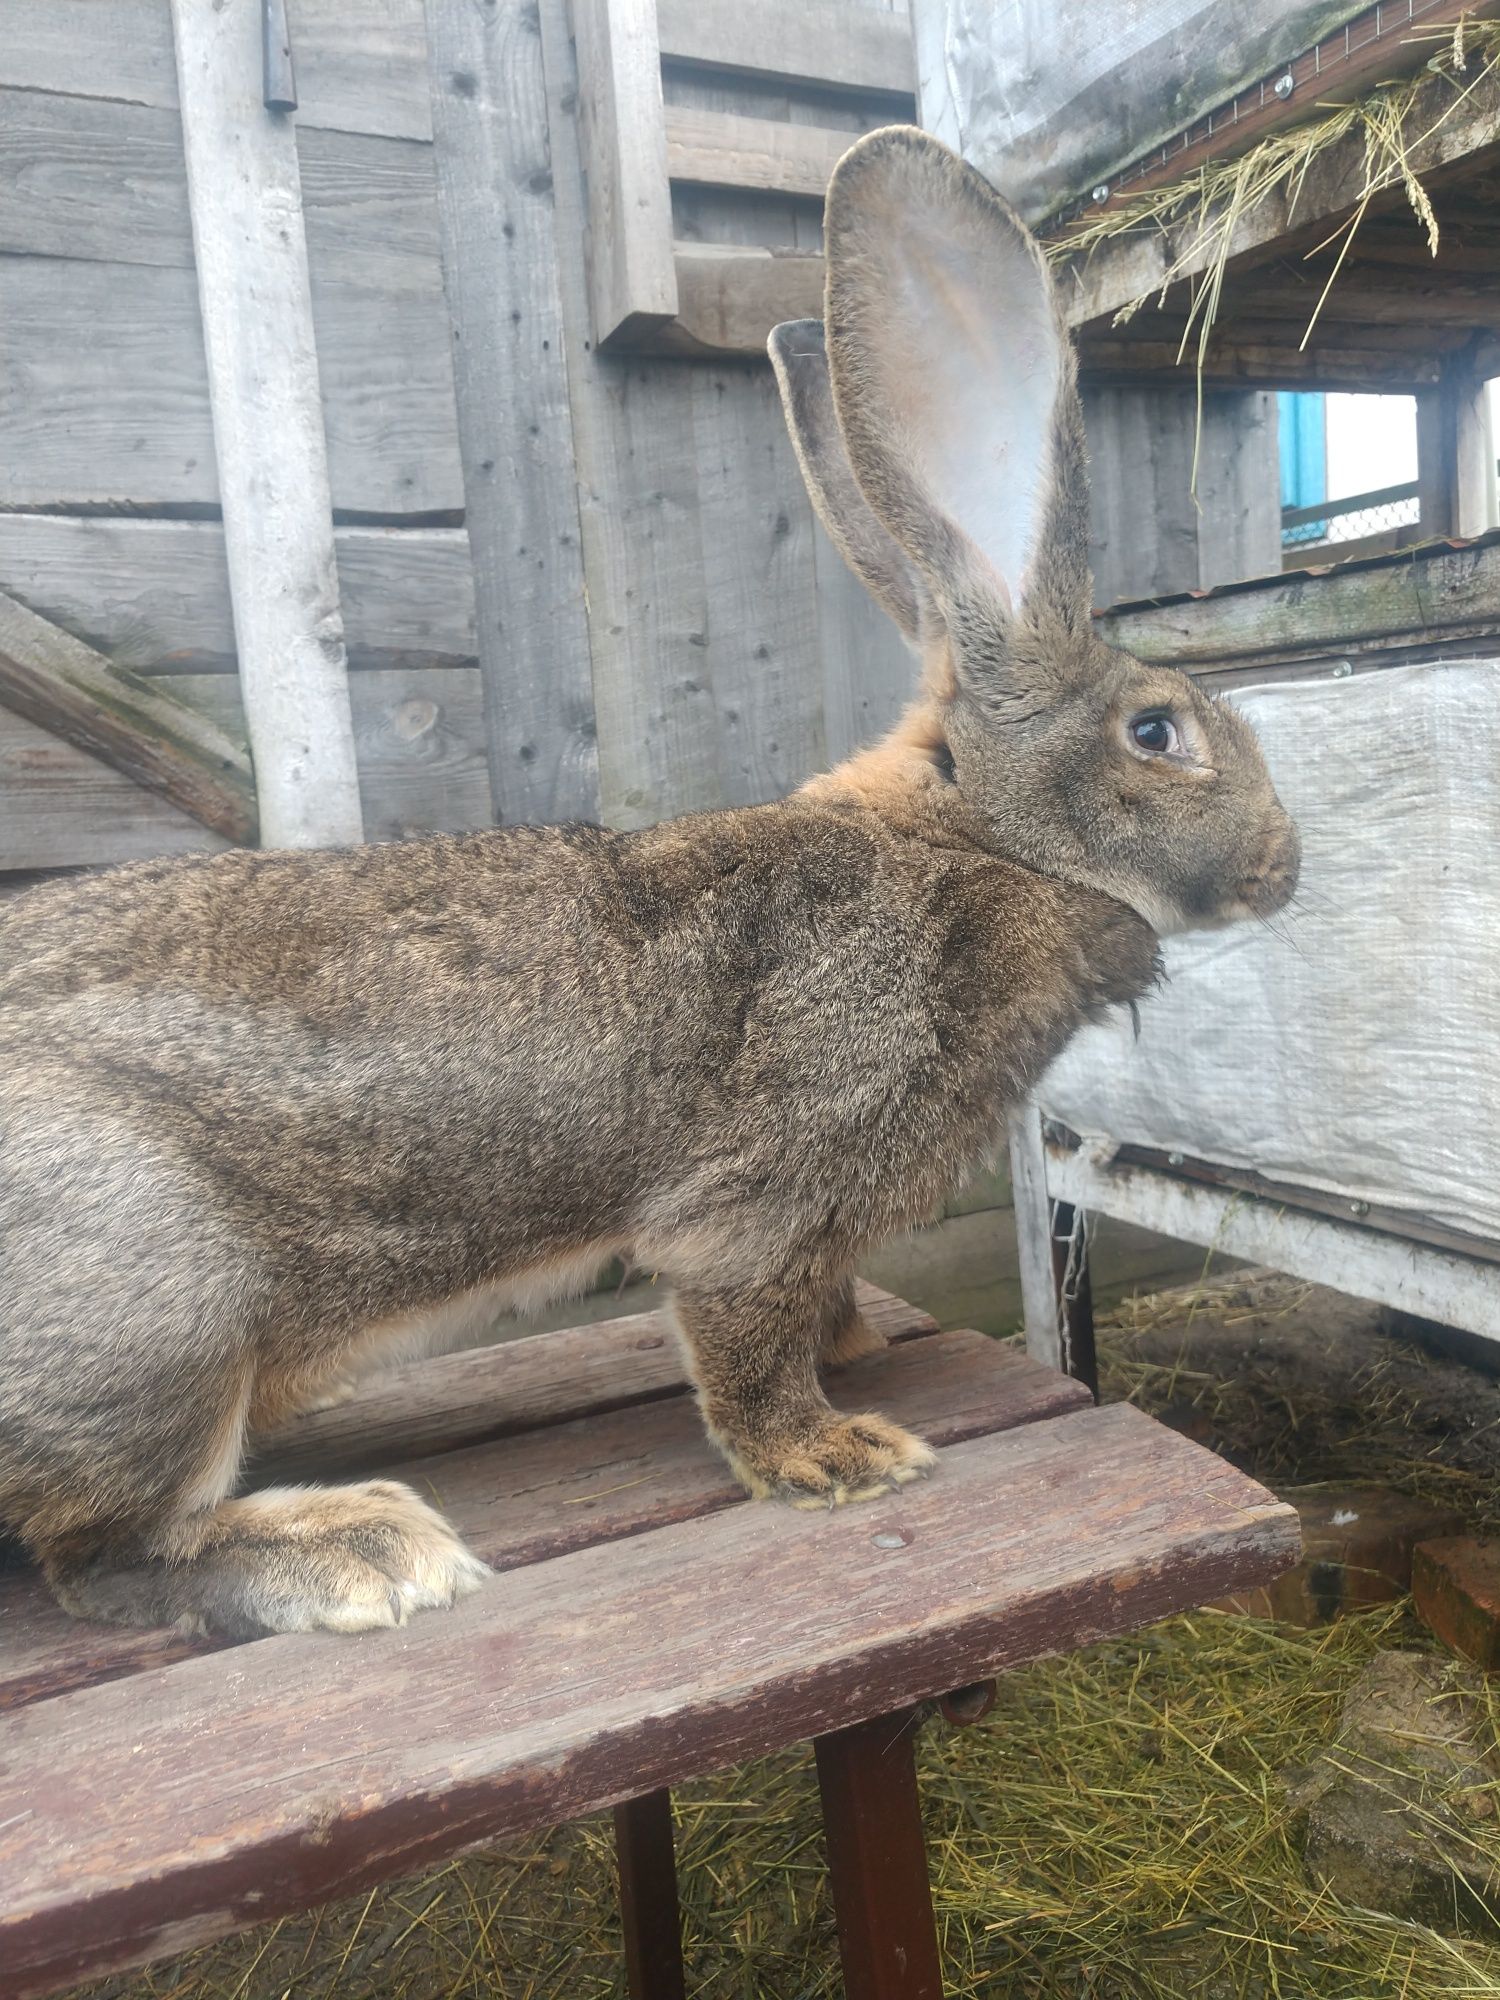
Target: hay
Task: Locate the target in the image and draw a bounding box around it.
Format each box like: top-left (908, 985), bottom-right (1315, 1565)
top-left (1046, 18), bottom-right (1500, 485)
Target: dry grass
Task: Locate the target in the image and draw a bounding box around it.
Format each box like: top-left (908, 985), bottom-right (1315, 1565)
top-left (1045, 17), bottom-right (1500, 483)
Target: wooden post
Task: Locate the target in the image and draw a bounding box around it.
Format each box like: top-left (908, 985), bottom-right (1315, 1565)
top-left (1452, 364), bottom-right (1499, 540)
top-left (424, 0), bottom-right (602, 828)
top-left (1008, 1107), bottom-right (1096, 1389)
top-left (814, 1709), bottom-right (944, 2000)
top-left (170, 0), bottom-right (362, 849)
top-left (569, 0), bottom-right (678, 347)
top-left (613, 1791), bottom-right (687, 2000)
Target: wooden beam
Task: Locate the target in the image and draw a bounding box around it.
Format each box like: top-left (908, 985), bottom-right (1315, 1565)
top-left (1096, 536), bottom-right (1500, 669)
top-left (569, 0), bottom-right (678, 347)
top-left (664, 106), bottom-right (847, 198)
top-left (1008, 1107), bottom-right (1064, 1373)
top-left (0, 588), bottom-right (255, 845)
top-left (425, 0), bottom-right (600, 826)
top-left (662, 245), bottom-right (823, 356)
top-left (656, 0), bottom-right (913, 96)
top-left (169, 0), bottom-right (362, 847)
top-left (1049, 1147), bottom-right (1500, 1344)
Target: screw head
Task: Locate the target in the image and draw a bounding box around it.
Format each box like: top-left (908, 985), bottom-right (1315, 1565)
top-left (1274, 71), bottom-right (1296, 99)
top-left (1167, 1150), bottom-right (1185, 1167)
top-left (1332, 661), bottom-right (1354, 678)
top-left (1349, 1199), bottom-right (1370, 1216)
top-left (1091, 183), bottom-right (1111, 204)
top-left (872, 1531), bottom-right (910, 1551)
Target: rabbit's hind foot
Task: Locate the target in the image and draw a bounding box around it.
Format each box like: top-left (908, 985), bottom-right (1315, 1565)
top-left (730, 1412), bottom-right (936, 1511)
top-left (48, 1480), bottom-right (489, 1639)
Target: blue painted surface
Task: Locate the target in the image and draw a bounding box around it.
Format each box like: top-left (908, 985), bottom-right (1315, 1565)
top-left (1278, 392), bottom-right (1327, 543)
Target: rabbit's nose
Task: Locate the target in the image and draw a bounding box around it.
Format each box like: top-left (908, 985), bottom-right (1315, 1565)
top-left (1239, 822), bottom-right (1300, 915)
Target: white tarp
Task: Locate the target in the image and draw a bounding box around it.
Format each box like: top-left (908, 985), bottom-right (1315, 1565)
top-left (914, 0), bottom-right (1369, 221)
top-left (1040, 659), bottom-right (1500, 1244)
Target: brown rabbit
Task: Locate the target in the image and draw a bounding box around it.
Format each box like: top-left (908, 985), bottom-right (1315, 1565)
top-left (0, 127), bottom-right (1297, 1639)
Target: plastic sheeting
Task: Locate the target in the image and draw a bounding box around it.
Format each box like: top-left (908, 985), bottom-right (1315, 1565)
top-left (914, 0), bottom-right (1369, 221)
top-left (1039, 659), bottom-right (1500, 1243)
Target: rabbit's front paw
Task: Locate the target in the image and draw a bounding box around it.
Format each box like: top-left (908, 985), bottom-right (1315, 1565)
top-left (738, 1413), bottom-right (936, 1509)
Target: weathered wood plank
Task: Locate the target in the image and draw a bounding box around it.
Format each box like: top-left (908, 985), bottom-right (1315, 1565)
top-left (665, 106), bottom-right (847, 198)
top-left (0, 706), bottom-right (225, 872)
top-left (0, 1317), bottom-right (1055, 1713)
top-left (0, 257), bottom-right (462, 516)
top-left (0, 590), bottom-right (255, 843)
top-left (539, 0), bottom-right (722, 827)
top-left (0, 87), bottom-right (447, 295)
top-left (0, 0), bottom-right (435, 140)
top-left (1008, 1107), bottom-right (1063, 1373)
top-left (171, 0), bottom-right (361, 847)
top-left (0, 667), bottom-right (492, 871)
top-left (665, 246), bottom-right (824, 357)
top-left (656, 0), bottom-right (915, 95)
top-left (570, 0), bottom-right (678, 347)
top-left (0, 1408), bottom-right (1296, 1997)
top-left (425, 0), bottom-right (600, 827)
top-left (0, 517), bottom-right (476, 676)
top-left (259, 1280), bottom-right (935, 1484)
top-left (1098, 536), bottom-right (1500, 668)
top-left (690, 363), bottom-right (825, 802)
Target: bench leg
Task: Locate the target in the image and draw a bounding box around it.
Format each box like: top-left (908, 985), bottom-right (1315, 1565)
top-left (814, 1708), bottom-right (944, 2000)
top-left (614, 1788), bottom-right (687, 2000)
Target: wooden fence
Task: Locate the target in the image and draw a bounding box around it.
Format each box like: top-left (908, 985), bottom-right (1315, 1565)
top-left (0, 0), bottom-right (1278, 881)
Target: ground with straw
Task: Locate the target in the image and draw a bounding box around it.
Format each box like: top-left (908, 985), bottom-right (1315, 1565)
top-left (82, 1268), bottom-right (1500, 2000)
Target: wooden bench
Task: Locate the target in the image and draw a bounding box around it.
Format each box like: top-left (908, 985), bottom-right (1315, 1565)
top-left (0, 1287), bottom-right (1299, 2000)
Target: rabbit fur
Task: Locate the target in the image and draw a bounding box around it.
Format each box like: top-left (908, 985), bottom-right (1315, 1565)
top-left (0, 127), bottom-right (1298, 1638)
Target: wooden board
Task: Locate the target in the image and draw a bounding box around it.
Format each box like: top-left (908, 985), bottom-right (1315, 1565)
top-left (426, 0), bottom-right (601, 826)
top-left (665, 106), bottom-right (848, 197)
top-left (0, 1320), bottom-right (1066, 1715)
top-left (0, 668), bottom-right (492, 870)
top-left (0, 256), bottom-right (461, 517)
top-left (0, 0), bottom-right (435, 141)
top-left (0, 516), bottom-right (476, 676)
top-left (657, 0), bottom-right (915, 95)
top-left (1100, 535), bottom-right (1500, 668)
top-left (0, 1406), bottom-right (1296, 1997)
top-left (570, 0), bottom-right (679, 346)
top-left (0, 589), bottom-right (254, 844)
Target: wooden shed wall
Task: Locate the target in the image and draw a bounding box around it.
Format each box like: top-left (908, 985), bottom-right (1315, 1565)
top-left (0, 0), bottom-right (1278, 882)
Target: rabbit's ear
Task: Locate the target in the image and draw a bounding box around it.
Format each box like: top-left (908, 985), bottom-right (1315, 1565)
top-left (822, 126), bottom-right (1091, 664)
top-left (768, 319), bottom-right (930, 645)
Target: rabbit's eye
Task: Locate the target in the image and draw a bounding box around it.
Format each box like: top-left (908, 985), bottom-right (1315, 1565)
top-left (1129, 713), bottom-right (1179, 755)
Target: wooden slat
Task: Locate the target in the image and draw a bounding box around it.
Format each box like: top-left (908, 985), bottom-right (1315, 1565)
top-left (0, 517), bottom-right (475, 676)
top-left (425, 0), bottom-right (600, 827)
top-left (689, 362), bottom-right (826, 803)
top-left (665, 106), bottom-right (847, 198)
top-left (665, 245), bottom-right (823, 357)
top-left (0, 1321), bottom-right (1071, 1714)
top-left (0, 256), bottom-right (462, 517)
top-left (539, 0), bottom-right (723, 828)
top-left (0, 589), bottom-right (255, 844)
top-left (0, 1408), bottom-right (1296, 1997)
top-left (0, 0), bottom-right (436, 141)
top-left (0, 666), bottom-right (491, 871)
top-left (656, 0), bottom-right (915, 96)
top-left (570, 0), bottom-right (678, 346)
top-left (256, 1280), bottom-right (933, 1482)
top-left (1098, 536), bottom-right (1500, 669)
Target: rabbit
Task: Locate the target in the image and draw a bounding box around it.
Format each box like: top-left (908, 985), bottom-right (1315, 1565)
top-left (0, 125), bottom-right (1298, 1640)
